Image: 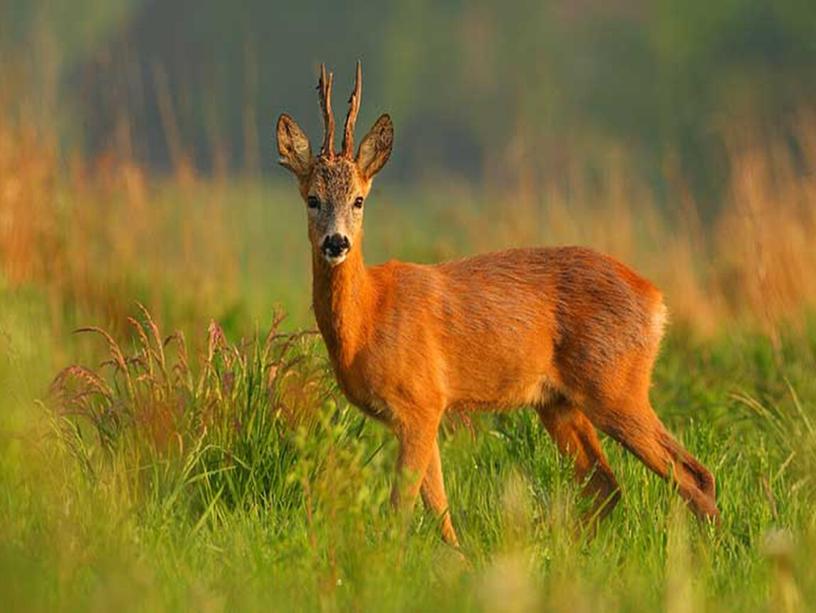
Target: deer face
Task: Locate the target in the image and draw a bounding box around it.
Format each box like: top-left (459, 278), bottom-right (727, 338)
top-left (276, 63), bottom-right (393, 267)
top-left (304, 157), bottom-right (365, 265)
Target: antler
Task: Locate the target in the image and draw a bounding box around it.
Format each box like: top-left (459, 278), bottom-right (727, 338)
top-left (317, 64), bottom-right (335, 157)
top-left (342, 61), bottom-right (362, 158)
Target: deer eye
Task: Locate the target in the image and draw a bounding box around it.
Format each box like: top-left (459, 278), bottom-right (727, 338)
top-left (307, 196), bottom-right (320, 210)
top-left (353, 196), bottom-right (364, 209)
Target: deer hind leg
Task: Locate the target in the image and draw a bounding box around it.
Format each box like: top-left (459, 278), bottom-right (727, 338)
top-left (587, 397), bottom-right (719, 521)
top-left (420, 439), bottom-right (459, 547)
top-left (536, 401), bottom-right (621, 524)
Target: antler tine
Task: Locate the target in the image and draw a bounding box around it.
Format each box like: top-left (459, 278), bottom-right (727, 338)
top-left (317, 64), bottom-right (335, 157)
top-left (342, 61), bottom-right (362, 158)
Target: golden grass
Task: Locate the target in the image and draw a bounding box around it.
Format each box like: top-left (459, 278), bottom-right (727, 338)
top-left (1, 111), bottom-right (815, 340)
top-left (0, 118), bottom-right (241, 334)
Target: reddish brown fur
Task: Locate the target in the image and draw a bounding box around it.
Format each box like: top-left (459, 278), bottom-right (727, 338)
top-left (277, 64), bottom-right (719, 547)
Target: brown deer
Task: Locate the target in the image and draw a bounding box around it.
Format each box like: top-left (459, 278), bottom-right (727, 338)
top-left (276, 62), bottom-right (719, 546)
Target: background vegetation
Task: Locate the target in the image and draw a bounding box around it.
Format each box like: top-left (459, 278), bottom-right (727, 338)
top-left (1, 1), bottom-right (815, 611)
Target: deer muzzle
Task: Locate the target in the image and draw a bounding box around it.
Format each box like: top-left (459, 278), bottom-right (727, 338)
top-left (321, 233), bottom-right (351, 265)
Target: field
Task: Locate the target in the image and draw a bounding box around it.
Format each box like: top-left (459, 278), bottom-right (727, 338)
top-left (1, 119), bottom-right (816, 612)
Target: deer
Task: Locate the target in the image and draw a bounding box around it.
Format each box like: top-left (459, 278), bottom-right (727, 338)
top-left (275, 62), bottom-right (719, 547)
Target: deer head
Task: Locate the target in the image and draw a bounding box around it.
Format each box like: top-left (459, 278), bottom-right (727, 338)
top-left (276, 62), bottom-right (393, 266)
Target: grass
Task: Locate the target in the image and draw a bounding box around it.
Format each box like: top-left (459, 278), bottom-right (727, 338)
top-left (2, 297), bottom-right (815, 611)
top-left (1, 119), bottom-right (816, 611)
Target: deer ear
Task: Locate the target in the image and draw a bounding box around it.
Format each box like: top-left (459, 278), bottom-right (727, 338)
top-left (276, 114), bottom-right (312, 178)
top-left (356, 114), bottom-right (393, 179)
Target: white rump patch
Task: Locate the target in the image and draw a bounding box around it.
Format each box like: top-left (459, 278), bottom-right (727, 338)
top-left (651, 302), bottom-right (668, 342)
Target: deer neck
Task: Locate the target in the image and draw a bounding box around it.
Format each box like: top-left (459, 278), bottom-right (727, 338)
top-left (312, 242), bottom-right (373, 369)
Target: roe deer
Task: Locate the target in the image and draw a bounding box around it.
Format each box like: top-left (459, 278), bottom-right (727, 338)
top-left (276, 62), bottom-right (719, 546)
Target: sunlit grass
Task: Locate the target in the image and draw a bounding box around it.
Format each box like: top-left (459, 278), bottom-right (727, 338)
top-left (1, 295), bottom-right (814, 611)
top-left (1, 116), bottom-right (816, 610)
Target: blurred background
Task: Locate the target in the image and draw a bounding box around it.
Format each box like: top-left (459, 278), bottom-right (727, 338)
top-left (5, 1), bottom-right (816, 191)
top-left (1, 0), bottom-right (815, 338)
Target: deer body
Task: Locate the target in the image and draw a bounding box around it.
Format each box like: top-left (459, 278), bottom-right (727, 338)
top-left (316, 245), bottom-right (663, 417)
top-left (278, 63), bottom-right (719, 547)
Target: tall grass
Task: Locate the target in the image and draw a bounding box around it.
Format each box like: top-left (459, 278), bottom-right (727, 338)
top-left (7, 304), bottom-right (811, 611)
top-left (49, 307), bottom-right (337, 520)
top-left (2, 83), bottom-right (816, 610)
top-left (3, 111), bottom-right (816, 340)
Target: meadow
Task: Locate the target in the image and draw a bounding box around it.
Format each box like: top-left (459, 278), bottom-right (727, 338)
top-left (1, 116), bottom-right (816, 612)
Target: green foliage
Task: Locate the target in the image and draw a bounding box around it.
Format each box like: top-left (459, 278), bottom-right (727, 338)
top-left (50, 307), bottom-right (344, 521)
top-left (2, 295), bottom-right (815, 610)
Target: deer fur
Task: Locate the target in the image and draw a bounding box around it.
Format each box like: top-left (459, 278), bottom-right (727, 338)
top-left (276, 63), bottom-right (719, 546)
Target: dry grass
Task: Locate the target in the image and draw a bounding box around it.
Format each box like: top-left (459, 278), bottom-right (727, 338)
top-left (2, 106), bottom-right (816, 342)
top-left (0, 118), bottom-right (241, 335)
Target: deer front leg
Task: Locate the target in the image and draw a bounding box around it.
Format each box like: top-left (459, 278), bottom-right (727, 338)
top-left (421, 439), bottom-right (459, 547)
top-left (391, 414), bottom-right (441, 521)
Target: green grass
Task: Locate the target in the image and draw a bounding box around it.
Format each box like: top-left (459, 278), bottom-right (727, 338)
top-left (1, 182), bottom-right (815, 611)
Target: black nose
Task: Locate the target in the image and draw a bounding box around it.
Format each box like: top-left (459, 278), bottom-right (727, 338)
top-left (321, 233), bottom-right (351, 258)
